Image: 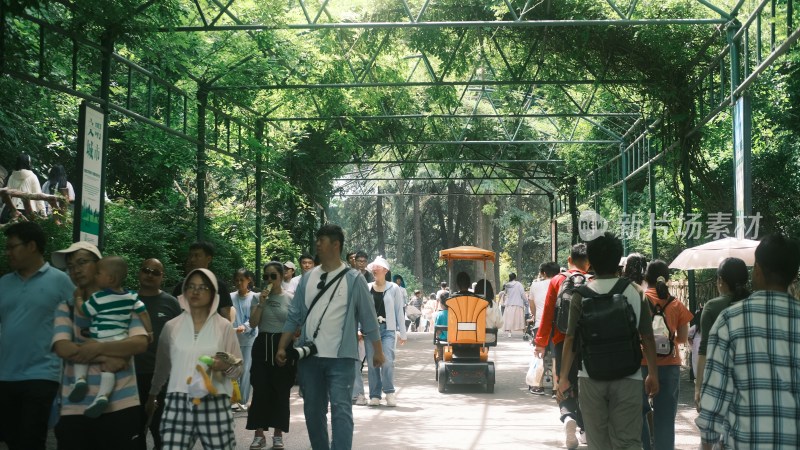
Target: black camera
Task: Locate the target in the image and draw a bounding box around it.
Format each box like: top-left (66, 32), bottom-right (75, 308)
top-left (289, 342), bottom-right (318, 360)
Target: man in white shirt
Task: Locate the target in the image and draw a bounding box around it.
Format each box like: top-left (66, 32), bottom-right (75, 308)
top-left (276, 224), bottom-right (385, 450)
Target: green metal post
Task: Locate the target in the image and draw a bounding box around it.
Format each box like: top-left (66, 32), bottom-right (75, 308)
top-left (728, 20), bottom-right (752, 239)
top-left (0, 1), bottom-right (5, 74)
top-left (621, 143), bottom-right (628, 254)
top-left (196, 88), bottom-right (208, 241)
top-left (682, 138), bottom-right (696, 313)
top-left (254, 119), bottom-right (264, 286)
top-left (569, 178), bottom-right (578, 245)
top-left (97, 29), bottom-right (114, 250)
top-left (549, 192), bottom-right (557, 261)
top-left (648, 138), bottom-right (658, 258)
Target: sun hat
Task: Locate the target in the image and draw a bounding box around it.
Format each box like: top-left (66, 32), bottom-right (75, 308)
top-left (283, 261), bottom-right (296, 270)
top-left (51, 241), bottom-right (103, 269)
top-left (366, 255), bottom-right (390, 272)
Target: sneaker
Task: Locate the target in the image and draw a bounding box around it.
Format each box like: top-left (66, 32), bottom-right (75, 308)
top-left (84, 395), bottom-right (109, 419)
top-left (528, 386), bottom-right (545, 395)
top-left (272, 436), bottom-right (284, 449)
top-left (385, 392), bottom-right (397, 407)
top-left (368, 397), bottom-right (381, 406)
top-left (232, 403), bottom-right (241, 411)
top-left (68, 378), bottom-right (88, 403)
top-left (551, 390), bottom-right (558, 399)
top-left (355, 394), bottom-right (367, 406)
top-left (506, 331), bottom-right (512, 338)
top-left (249, 436), bottom-right (266, 449)
top-left (239, 403), bottom-right (248, 411)
top-left (564, 417), bottom-right (579, 449)
top-left (577, 429), bottom-right (587, 445)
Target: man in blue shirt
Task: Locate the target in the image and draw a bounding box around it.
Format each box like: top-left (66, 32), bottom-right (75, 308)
top-left (0, 222), bottom-right (74, 450)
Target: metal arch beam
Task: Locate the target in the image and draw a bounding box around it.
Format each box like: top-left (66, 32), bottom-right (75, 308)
top-left (207, 80), bottom-right (645, 90)
top-left (160, 19), bottom-right (728, 32)
top-left (360, 140), bottom-right (619, 145)
top-left (263, 113), bottom-right (640, 121)
top-left (332, 159), bottom-right (565, 164)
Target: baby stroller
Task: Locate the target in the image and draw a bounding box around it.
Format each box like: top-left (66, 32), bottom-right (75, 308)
top-left (522, 315), bottom-right (535, 341)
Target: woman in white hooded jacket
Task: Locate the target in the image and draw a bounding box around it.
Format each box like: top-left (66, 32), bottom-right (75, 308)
top-left (147, 268), bottom-right (243, 450)
top-left (364, 256), bottom-right (407, 407)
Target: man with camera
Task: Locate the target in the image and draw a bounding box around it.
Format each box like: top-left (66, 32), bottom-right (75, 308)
top-left (276, 224), bottom-right (385, 450)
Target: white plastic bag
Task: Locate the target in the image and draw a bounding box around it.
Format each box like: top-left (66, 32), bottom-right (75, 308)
top-left (526, 354), bottom-right (544, 386)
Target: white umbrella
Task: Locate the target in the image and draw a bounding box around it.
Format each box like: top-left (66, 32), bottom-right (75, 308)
top-left (669, 237), bottom-right (760, 270)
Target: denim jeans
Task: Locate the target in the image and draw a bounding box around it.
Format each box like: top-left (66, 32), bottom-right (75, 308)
top-left (352, 340), bottom-right (366, 399)
top-left (364, 323), bottom-right (396, 398)
top-left (641, 365), bottom-right (680, 450)
top-left (239, 344), bottom-right (253, 403)
top-left (298, 357), bottom-right (356, 450)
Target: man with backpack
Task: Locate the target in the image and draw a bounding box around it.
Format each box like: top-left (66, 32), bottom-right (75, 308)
top-left (556, 232), bottom-right (659, 450)
top-left (534, 243), bottom-right (590, 449)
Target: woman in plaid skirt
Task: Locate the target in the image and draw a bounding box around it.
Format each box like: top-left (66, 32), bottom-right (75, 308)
top-left (146, 268), bottom-right (244, 450)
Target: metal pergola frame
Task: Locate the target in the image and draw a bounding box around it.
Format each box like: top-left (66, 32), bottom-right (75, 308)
top-left (2, 0), bottom-right (799, 300)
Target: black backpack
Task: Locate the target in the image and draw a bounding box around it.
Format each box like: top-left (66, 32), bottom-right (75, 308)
top-left (554, 272), bottom-right (590, 333)
top-left (575, 279), bottom-right (643, 381)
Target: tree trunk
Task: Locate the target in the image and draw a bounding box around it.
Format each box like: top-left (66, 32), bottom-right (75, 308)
top-left (516, 195), bottom-right (524, 274)
top-left (446, 182), bottom-right (455, 247)
top-left (394, 181), bottom-right (406, 265)
top-left (413, 195), bottom-right (423, 288)
top-left (376, 189), bottom-right (385, 257)
top-left (493, 207), bottom-right (502, 293)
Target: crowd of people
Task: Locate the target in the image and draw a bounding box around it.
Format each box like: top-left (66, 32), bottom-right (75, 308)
top-left (0, 219), bottom-right (798, 450)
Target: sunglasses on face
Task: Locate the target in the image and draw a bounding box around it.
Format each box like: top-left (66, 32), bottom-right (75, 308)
top-left (140, 267), bottom-right (163, 276)
top-left (317, 272), bottom-right (329, 290)
top-left (263, 272), bottom-right (279, 281)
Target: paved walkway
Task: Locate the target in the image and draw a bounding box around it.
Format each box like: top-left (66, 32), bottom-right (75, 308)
top-left (229, 330), bottom-right (701, 450)
top-left (13, 331), bottom-right (702, 449)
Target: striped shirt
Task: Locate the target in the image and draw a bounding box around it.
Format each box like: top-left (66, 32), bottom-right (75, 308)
top-left (695, 290), bottom-right (800, 449)
top-left (81, 289), bottom-right (146, 340)
top-left (52, 300), bottom-right (147, 415)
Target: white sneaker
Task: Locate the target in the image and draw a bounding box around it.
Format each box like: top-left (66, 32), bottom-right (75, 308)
top-left (385, 392), bottom-right (397, 407)
top-left (238, 403), bottom-right (248, 411)
top-left (368, 397), bottom-right (380, 406)
top-left (577, 429), bottom-right (586, 445)
top-left (272, 436), bottom-right (284, 449)
top-left (232, 403), bottom-right (241, 411)
top-left (564, 417), bottom-right (578, 449)
top-left (249, 436), bottom-right (266, 449)
top-left (355, 394), bottom-right (367, 406)
top-left (506, 331), bottom-right (512, 338)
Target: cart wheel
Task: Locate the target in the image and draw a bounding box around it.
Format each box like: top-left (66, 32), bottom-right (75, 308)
top-left (486, 364), bottom-right (495, 393)
top-left (437, 365), bottom-right (447, 393)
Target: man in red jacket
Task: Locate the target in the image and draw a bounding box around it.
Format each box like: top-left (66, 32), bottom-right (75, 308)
top-left (534, 243), bottom-right (590, 450)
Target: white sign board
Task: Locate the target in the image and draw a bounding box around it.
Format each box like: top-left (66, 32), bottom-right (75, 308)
top-left (79, 104), bottom-right (104, 244)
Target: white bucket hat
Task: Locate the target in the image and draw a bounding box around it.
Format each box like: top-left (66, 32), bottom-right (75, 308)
top-left (366, 255), bottom-right (390, 272)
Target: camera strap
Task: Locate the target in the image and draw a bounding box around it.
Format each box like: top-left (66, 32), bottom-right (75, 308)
top-left (306, 268), bottom-right (351, 320)
top-left (307, 269), bottom-right (350, 339)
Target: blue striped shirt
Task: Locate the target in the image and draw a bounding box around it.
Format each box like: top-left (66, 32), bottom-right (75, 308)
top-left (695, 290), bottom-right (800, 448)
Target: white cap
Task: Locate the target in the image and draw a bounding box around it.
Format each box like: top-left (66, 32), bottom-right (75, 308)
top-left (283, 261), bottom-right (296, 270)
top-left (366, 255), bottom-right (390, 272)
top-left (51, 241), bottom-right (103, 269)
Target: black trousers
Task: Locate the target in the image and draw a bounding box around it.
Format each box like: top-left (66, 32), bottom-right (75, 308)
top-left (0, 379), bottom-right (59, 450)
top-left (554, 340), bottom-right (585, 429)
top-left (55, 406), bottom-right (141, 450)
top-left (137, 372), bottom-right (167, 450)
